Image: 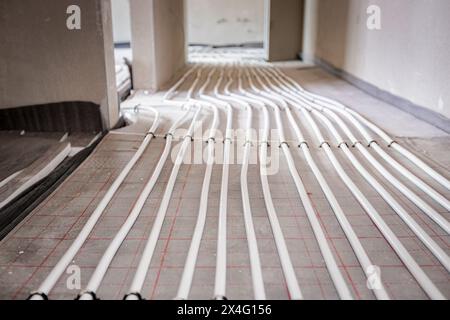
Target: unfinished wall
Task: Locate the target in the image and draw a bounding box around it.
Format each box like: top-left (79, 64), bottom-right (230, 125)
top-left (302, 0), bottom-right (318, 63)
top-left (111, 0), bottom-right (131, 44)
top-left (311, 0), bottom-right (450, 120)
top-left (268, 0), bottom-right (304, 61)
top-left (131, 0), bottom-right (185, 91)
top-left (186, 0), bottom-right (265, 46)
top-left (0, 0), bottom-right (118, 129)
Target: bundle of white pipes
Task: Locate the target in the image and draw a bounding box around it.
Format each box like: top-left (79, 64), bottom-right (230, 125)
top-left (29, 57), bottom-right (449, 300)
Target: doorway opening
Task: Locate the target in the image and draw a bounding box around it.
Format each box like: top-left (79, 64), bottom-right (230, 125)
top-left (185, 0), bottom-right (269, 62)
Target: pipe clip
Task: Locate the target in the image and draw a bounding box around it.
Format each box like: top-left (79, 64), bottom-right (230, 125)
top-left (387, 140), bottom-right (397, 148)
top-left (213, 295), bottom-right (228, 301)
top-left (164, 133), bottom-right (174, 140)
top-left (76, 290), bottom-right (99, 300)
top-left (298, 141), bottom-right (309, 149)
top-left (243, 140), bottom-right (254, 147)
top-left (352, 141), bottom-right (364, 148)
top-left (28, 291), bottom-right (48, 300)
top-left (367, 140), bottom-right (378, 148)
top-left (279, 141), bottom-right (290, 148)
top-left (146, 132), bottom-right (156, 138)
top-left (338, 141), bottom-right (349, 149)
top-left (259, 141), bottom-right (270, 147)
top-left (223, 137), bottom-right (233, 144)
top-left (319, 141), bottom-right (331, 148)
top-left (123, 292), bottom-right (144, 300)
top-left (184, 135), bottom-right (194, 142)
top-left (206, 137), bottom-right (216, 144)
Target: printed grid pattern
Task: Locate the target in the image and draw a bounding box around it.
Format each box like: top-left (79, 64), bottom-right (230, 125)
top-left (0, 125), bottom-right (449, 299)
top-left (0, 64), bottom-right (449, 300)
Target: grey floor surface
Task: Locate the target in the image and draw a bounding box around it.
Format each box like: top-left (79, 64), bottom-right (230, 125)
top-left (0, 66), bottom-right (448, 300)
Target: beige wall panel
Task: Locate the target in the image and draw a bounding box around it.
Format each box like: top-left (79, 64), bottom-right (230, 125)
top-left (313, 0), bottom-right (450, 118)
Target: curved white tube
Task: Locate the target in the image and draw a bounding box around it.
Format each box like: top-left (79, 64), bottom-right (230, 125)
top-left (297, 98), bottom-right (449, 233)
top-left (200, 67), bottom-right (234, 299)
top-left (391, 143), bottom-right (450, 191)
top-left (175, 68), bottom-right (220, 299)
top-left (275, 79), bottom-right (450, 226)
top-left (226, 72), bottom-right (266, 300)
top-left (29, 107), bottom-right (160, 300)
top-left (371, 143), bottom-right (450, 211)
top-left (124, 66), bottom-right (210, 299)
top-left (211, 69), bottom-right (234, 299)
top-left (78, 107), bottom-right (192, 300)
top-left (29, 58), bottom-right (448, 301)
top-left (259, 70), bottom-right (446, 299)
top-left (300, 100), bottom-right (450, 212)
top-left (163, 66), bottom-right (198, 101)
top-left (268, 66), bottom-right (450, 191)
top-left (242, 69), bottom-right (352, 300)
top-left (263, 69), bottom-right (450, 269)
top-left (126, 105), bottom-right (203, 298)
top-left (249, 68), bottom-right (390, 300)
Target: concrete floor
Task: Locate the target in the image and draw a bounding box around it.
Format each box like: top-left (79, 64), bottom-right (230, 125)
top-left (0, 65), bottom-right (448, 300)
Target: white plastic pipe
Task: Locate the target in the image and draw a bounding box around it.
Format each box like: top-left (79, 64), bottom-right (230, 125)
top-left (282, 89), bottom-right (450, 233)
top-left (163, 66), bottom-right (198, 101)
top-left (124, 66), bottom-right (212, 299)
top-left (259, 70), bottom-right (446, 299)
top-left (210, 68), bottom-right (234, 299)
top-left (226, 71), bottom-right (266, 300)
top-left (78, 107), bottom-right (192, 300)
top-left (126, 105), bottom-right (203, 298)
top-left (242, 69), bottom-right (353, 300)
top-left (235, 84), bottom-right (304, 299)
top-left (264, 70), bottom-right (450, 263)
top-left (250, 68), bottom-right (390, 300)
top-left (268, 66), bottom-right (450, 191)
top-left (29, 107), bottom-right (160, 300)
top-left (175, 68), bottom-right (220, 299)
top-left (274, 74), bottom-right (450, 218)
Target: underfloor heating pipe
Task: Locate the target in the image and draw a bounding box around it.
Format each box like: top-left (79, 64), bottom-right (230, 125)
top-left (125, 66), bottom-right (220, 299)
top-left (248, 68), bottom-right (390, 299)
top-left (77, 107), bottom-right (193, 300)
top-left (213, 67), bottom-right (270, 299)
top-left (199, 67), bottom-right (234, 299)
top-left (125, 105), bottom-right (203, 299)
top-left (175, 68), bottom-right (220, 300)
top-left (263, 70), bottom-right (450, 272)
top-left (240, 70), bottom-right (352, 300)
top-left (264, 68), bottom-right (450, 213)
top-left (28, 107), bottom-right (160, 300)
top-left (123, 67), bottom-right (209, 300)
top-left (160, 64), bottom-right (235, 299)
top-left (231, 72), bottom-right (305, 299)
top-left (268, 67), bottom-right (450, 191)
top-left (225, 73), bottom-right (266, 300)
top-left (259, 73), bottom-right (446, 300)
top-left (319, 105), bottom-right (450, 233)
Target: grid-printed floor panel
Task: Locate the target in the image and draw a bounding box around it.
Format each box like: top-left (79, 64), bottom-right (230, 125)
top-left (0, 66), bottom-right (449, 300)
